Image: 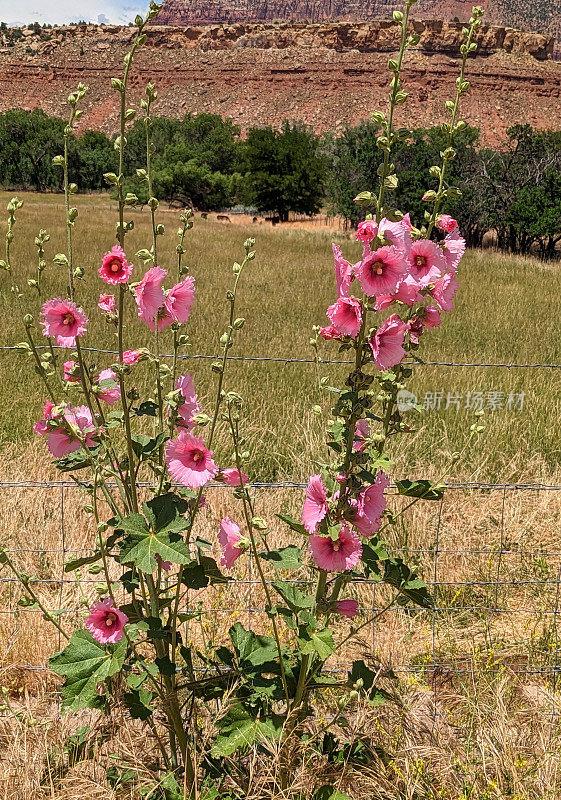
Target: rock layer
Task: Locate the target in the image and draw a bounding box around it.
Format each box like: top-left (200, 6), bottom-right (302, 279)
top-left (0, 21), bottom-right (559, 146)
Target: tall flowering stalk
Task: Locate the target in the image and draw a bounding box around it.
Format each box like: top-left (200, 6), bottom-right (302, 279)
top-left (2, 2), bottom-right (484, 795)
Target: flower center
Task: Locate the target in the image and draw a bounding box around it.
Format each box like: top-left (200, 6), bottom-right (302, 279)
top-left (415, 255), bottom-right (426, 268)
top-left (332, 540), bottom-right (341, 552)
top-left (373, 260), bottom-right (384, 276)
top-left (105, 612), bottom-right (116, 627)
top-left (192, 450), bottom-right (203, 464)
top-left (62, 313), bottom-right (75, 326)
top-left (110, 259), bottom-right (122, 273)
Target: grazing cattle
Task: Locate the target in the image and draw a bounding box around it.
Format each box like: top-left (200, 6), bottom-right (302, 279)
top-left (200, 212), bottom-right (208, 219)
top-left (217, 215), bottom-right (231, 223)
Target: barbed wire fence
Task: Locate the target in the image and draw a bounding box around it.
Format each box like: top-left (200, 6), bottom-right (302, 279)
top-left (1, 346), bottom-right (561, 723)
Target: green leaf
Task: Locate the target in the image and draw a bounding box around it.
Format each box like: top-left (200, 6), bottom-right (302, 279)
top-left (132, 401), bottom-right (158, 417)
top-left (383, 559), bottom-right (433, 609)
top-left (277, 513), bottom-right (307, 536)
top-left (395, 479), bottom-right (445, 501)
top-left (143, 493), bottom-right (189, 533)
top-left (54, 448), bottom-right (96, 473)
top-left (260, 546), bottom-right (303, 570)
top-left (123, 688), bottom-right (153, 720)
top-left (313, 787), bottom-right (351, 800)
top-left (64, 552), bottom-right (101, 573)
top-left (131, 432), bottom-right (167, 459)
top-left (50, 630), bottom-right (126, 711)
top-left (118, 527), bottom-right (191, 573)
top-left (230, 623), bottom-right (280, 667)
top-left (272, 581), bottom-right (314, 612)
top-left (298, 628), bottom-right (335, 661)
top-left (211, 705), bottom-right (282, 757)
top-left (348, 660), bottom-right (393, 706)
top-left (181, 562), bottom-right (209, 589)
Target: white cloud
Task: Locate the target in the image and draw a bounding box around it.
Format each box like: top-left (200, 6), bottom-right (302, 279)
top-left (0, 0), bottom-right (150, 26)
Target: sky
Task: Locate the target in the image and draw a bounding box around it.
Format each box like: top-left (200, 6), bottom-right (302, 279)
top-left (0, 0), bottom-right (150, 26)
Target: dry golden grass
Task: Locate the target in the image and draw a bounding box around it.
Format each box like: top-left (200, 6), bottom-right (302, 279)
top-left (0, 192), bottom-right (560, 797)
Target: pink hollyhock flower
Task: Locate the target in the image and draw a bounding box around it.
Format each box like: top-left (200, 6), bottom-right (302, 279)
top-left (166, 431), bottom-right (218, 488)
top-left (442, 231), bottom-right (466, 273)
top-left (156, 553), bottom-right (172, 572)
top-left (319, 325), bottom-right (341, 341)
top-left (332, 243), bottom-right (354, 297)
top-left (220, 468), bottom-right (248, 487)
top-left (40, 298), bottom-right (88, 348)
top-left (407, 316), bottom-right (425, 346)
top-left (374, 294), bottom-right (394, 311)
top-left (408, 239), bottom-right (444, 287)
top-left (63, 360), bottom-right (81, 383)
top-left (378, 217), bottom-right (412, 252)
top-left (393, 274), bottom-right (422, 306)
top-left (353, 418), bottom-right (370, 452)
top-left (219, 517), bottom-right (245, 569)
top-left (356, 245), bottom-right (406, 297)
top-left (47, 405), bottom-right (98, 458)
top-left (431, 272), bottom-right (459, 312)
top-left (96, 368), bottom-right (121, 405)
top-left (85, 598), bottom-right (128, 644)
top-left (135, 266), bottom-right (167, 328)
top-left (437, 214), bottom-right (458, 233)
top-left (98, 293), bottom-right (116, 313)
top-left (309, 527), bottom-right (362, 572)
top-left (356, 219), bottom-right (378, 244)
top-left (369, 314), bottom-right (407, 371)
top-left (423, 305), bottom-right (442, 329)
top-left (303, 474), bottom-right (329, 534)
top-left (99, 245), bottom-right (133, 285)
top-left (33, 401), bottom-right (56, 436)
top-left (121, 349), bottom-right (142, 366)
top-left (401, 213), bottom-right (413, 232)
top-left (326, 295), bottom-right (363, 338)
top-left (353, 472), bottom-right (389, 536)
top-left (175, 374), bottom-right (201, 430)
top-left (165, 276), bottom-right (195, 324)
top-left (335, 599), bottom-right (359, 618)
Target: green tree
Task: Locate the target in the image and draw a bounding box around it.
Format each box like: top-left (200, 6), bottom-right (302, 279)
top-left (244, 122), bottom-right (325, 221)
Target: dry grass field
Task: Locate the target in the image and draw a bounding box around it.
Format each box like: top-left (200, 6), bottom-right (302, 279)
top-left (0, 193), bottom-right (561, 798)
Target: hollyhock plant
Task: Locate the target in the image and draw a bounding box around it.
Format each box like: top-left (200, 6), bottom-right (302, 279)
top-left (85, 598), bottom-right (128, 644)
top-left (356, 245), bottom-right (406, 297)
top-left (165, 431), bottom-right (218, 489)
top-left (302, 474), bottom-right (329, 533)
top-left (99, 245), bottom-right (133, 285)
top-left (369, 314), bottom-right (408, 371)
top-left (309, 527), bottom-right (362, 572)
top-left (326, 295), bottom-right (363, 338)
top-left (98, 293), bottom-right (116, 313)
top-left (335, 599), bottom-right (359, 618)
top-left (12, 4), bottom-right (481, 784)
top-left (40, 298), bottom-right (88, 348)
top-left (218, 518), bottom-right (245, 569)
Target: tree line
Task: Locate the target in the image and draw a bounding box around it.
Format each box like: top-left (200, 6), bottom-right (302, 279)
top-left (2, 108), bottom-right (561, 258)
